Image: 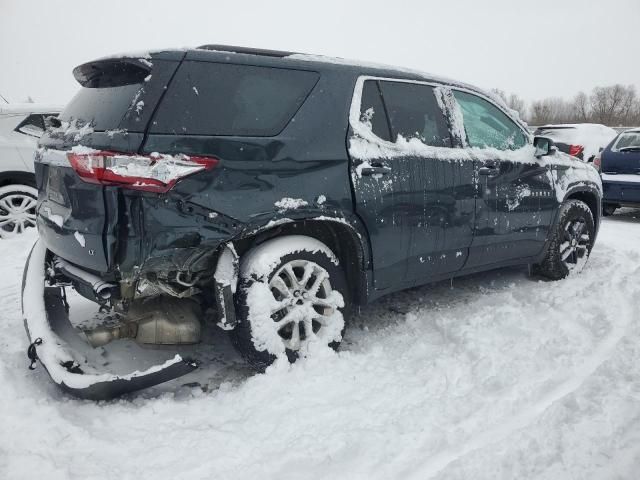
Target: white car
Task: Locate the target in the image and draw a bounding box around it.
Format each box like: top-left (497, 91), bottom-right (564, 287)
top-left (0, 103), bottom-right (61, 237)
top-left (533, 123), bottom-right (618, 163)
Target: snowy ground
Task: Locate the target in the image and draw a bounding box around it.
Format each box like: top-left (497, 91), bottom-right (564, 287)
top-left (2, 211), bottom-right (640, 479)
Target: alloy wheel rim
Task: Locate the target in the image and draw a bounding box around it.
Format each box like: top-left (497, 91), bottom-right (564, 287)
top-left (560, 217), bottom-right (590, 270)
top-left (268, 259), bottom-right (337, 351)
top-left (0, 193), bottom-right (37, 237)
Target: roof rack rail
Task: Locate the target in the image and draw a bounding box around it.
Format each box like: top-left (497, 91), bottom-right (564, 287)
top-left (196, 44), bottom-right (296, 57)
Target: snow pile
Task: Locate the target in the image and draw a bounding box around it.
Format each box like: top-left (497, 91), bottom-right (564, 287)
top-left (434, 86), bottom-right (466, 144)
top-left (506, 185), bottom-right (532, 211)
top-left (73, 231), bottom-right (86, 247)
top-left (274, 197), bottom-right (309, 211)
top-left (49, 118), bottom-right (94, 141)
top-left (2, 215), bottom-right (640, 479)
top-left (240, 235), bottom-right (338, 281)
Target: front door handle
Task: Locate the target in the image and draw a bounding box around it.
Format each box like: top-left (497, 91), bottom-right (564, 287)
top-left (478, 164), bottom-right (499, 176)
top-left (360, 164), bottom-right (392, 176)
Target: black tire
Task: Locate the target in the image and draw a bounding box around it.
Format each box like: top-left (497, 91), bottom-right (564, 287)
top-left (231, 236), bottom-right (350, 371)
top-left (533, 200), bottom-right (595, 280)
top-left (602, 204), bottom-right (618, 217)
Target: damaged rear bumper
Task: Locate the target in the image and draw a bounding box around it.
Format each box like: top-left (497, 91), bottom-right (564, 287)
top-left (21, 240), bottom-right (198, 400)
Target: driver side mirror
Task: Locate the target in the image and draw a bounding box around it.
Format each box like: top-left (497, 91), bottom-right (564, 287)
top-left (533, 136), bottom-right (556, 158)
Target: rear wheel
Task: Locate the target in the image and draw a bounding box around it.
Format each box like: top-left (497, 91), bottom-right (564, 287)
top-left (231, 236), bottom-right (348, 371)
top-left (533, 200), bottom-right (595, 280)
top-left (0, 185), bottom-right (38, 238)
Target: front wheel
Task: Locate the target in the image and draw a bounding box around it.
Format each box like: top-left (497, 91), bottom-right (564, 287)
top-left (533, 199), bottom-right (595, 280)
top-left (231, 235), bottom-right (349, 371)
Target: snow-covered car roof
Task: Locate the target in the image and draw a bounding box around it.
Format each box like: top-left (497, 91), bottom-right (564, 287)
top-left (0, 103), bottom-right (62, 115)
top-left (537, 123), bottom-right (616, 131)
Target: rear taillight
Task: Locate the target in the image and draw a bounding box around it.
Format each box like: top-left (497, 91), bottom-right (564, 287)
top-left (593, 154), bottom-right (601, 172)
top-left (67, 150), bottom-right (218, 193)
top-left (569, 144), bottom-right (584, 158)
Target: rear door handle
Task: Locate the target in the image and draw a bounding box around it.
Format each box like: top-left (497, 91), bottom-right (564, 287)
top-left (478, 164), bottom-right (499, 176)
top-left (360, 164), bottom-right (392, 176)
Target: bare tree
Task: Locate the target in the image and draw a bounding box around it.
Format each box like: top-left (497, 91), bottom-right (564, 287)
top-left (494, 84), bottom-right (640, 126)
top-left (506, 93), bottom-right (527, 119)
top-left (590, 85), bottom-right (636, 125)
top-left (529, 98), bottom-right (573, 125)
top-left (572, 92), bottom-right (590, 122)
top-left (490, 89), bottom-right (527, 119)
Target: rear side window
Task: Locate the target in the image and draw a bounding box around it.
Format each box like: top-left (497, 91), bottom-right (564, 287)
top-left (359, 80), bottom-right (391, 141)
top-left (453, 91), bottom-right (527, 150)
top-left (378, 81), bottom-right (451, 147)
top-left (151, 62), bottom-right (319, 136)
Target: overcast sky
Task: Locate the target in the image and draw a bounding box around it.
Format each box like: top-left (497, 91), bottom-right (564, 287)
top-left (2, 0), bottom-right (639, 107)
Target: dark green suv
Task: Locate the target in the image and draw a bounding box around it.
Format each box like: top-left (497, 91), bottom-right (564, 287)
top-left (23, 45), bottom-right (602, 399)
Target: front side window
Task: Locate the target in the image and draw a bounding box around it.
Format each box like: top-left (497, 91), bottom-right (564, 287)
top-left (378, 81), bottom-right (451, 147)
top-left (453, 91), bottom-right (527, 150)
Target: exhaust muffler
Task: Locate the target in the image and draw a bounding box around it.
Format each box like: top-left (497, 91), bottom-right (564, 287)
top-left (83, 297), bottom-right (202, 347)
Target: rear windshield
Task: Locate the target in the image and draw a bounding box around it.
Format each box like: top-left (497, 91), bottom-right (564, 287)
top-left (612, 132), bottom-right (640, 151)
top-left (58, 59), bottom-right (179, 133)
top-left (61, 83), bottom-right (144, 130)
top-left (150, 61), bottom-right (319, 136)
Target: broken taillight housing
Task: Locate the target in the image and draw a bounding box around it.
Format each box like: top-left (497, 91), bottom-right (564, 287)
top-left (67, 150), bottom-right (219, 193)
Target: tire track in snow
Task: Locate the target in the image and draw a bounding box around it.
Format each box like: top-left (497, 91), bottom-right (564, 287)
top-left (403, 272), bottom-right (637, 479)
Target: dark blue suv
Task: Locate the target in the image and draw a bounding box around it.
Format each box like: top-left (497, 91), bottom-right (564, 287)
top-left (596, 128), bottom-right (640, 215)
top-left (22, 45), bottom-right (602, 399)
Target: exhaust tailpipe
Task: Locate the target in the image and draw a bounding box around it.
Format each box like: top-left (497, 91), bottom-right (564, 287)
top-left (53, 257), bottom-right (116, 301)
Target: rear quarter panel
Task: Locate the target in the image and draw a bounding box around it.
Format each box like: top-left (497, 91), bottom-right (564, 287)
top-left (136, 65), bottom-right (362, 272)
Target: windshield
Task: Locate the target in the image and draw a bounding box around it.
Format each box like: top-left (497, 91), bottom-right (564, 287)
top-left (612, 132), bottom-right (640, 152)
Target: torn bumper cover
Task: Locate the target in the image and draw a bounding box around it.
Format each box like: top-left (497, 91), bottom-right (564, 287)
top-left (21, 240), bottom-right (197, 400)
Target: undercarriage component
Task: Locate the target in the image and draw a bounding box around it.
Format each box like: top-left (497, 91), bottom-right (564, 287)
top-left (82, 297), bottom-right (202, 347)
top-left (53, 256), bottom-right (117, 301)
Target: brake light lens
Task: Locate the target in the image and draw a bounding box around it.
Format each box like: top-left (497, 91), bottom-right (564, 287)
top-left (569, 144), bottom-right (584, 158)
top-left (593, 154), bottom-right (601, 172)
top-left (67, 150), bottom-right (218, 193)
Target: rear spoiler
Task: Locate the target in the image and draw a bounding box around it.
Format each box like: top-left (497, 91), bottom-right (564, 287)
top-left (72, 58), bottom-right (152, 88)
top-left (72, 50), bottom-right (187, 88)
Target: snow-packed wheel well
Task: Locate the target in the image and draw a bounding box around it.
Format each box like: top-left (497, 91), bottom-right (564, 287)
top-left (234, 220), bottom-right (368, 304)
top-left (565, 190), bottom-right (599, 226)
